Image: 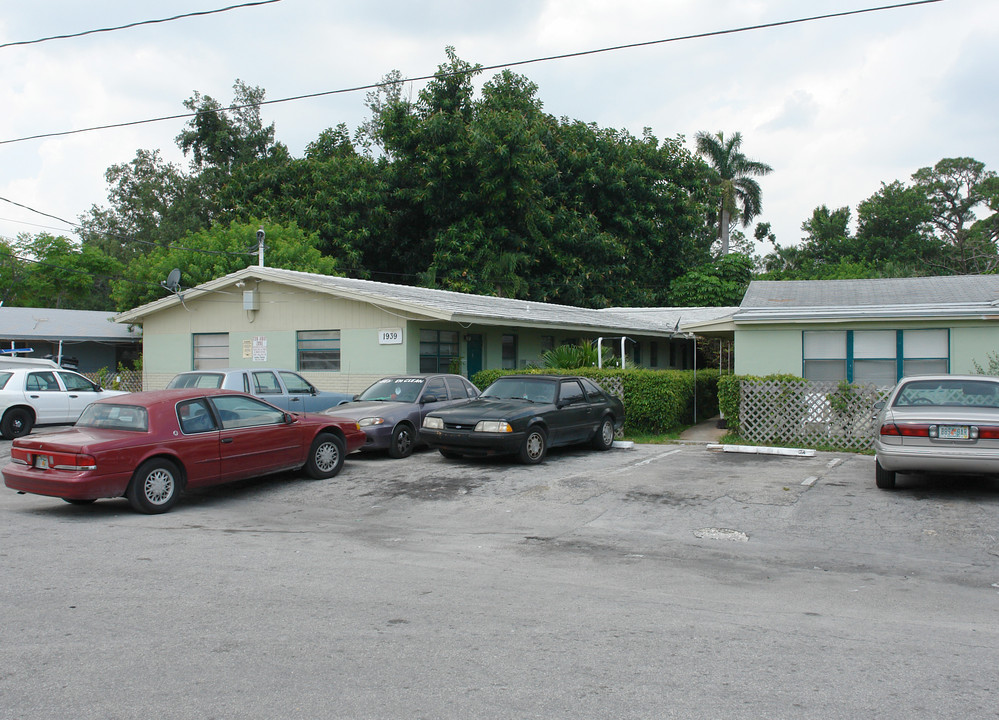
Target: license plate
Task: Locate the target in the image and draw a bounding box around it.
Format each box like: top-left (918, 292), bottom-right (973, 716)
top-left (34, 455), bottom-right (50, 469)
top-left (939, 425), bottom-right (969, 440)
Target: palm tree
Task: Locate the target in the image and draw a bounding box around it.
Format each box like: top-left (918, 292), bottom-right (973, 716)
top-left (695, 131), bottom-right (773, 254)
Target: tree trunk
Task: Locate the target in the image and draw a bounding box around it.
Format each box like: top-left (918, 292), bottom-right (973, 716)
top-left (719, 207), bottom-right (731, 255)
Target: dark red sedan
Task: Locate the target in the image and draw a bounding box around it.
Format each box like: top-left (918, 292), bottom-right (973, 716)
top-left (2, 389), bottom-right (366, 514)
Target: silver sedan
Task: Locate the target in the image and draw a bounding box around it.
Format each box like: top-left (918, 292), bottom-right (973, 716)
top-left (873, 374), bottom-right (999, 489)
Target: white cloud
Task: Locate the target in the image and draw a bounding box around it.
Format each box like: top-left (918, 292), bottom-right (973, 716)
top-left (1, 0), bottom-right (997, 263)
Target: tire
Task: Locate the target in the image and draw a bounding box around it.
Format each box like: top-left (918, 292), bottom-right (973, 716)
top-left (592, 416), bottom-right (615, 451)
top-left (388, 423), bottom-right (415, 459)
top-left (128, 459), bottom-right (182, 514)
top-left (439, 449), bottom-right (463, 460)
top-left (63, 498), bottom-right (97, 506)
top-left (1, 407), bottom-right (34, 440)
top-left (875, 459), bottom-right (896, 490)
top-left (518, 426), bottom-right (547, 465)
top-left (306, 433), bottom-right (345, 479)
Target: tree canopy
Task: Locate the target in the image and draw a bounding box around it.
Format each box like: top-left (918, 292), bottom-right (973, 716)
top-left (7, 47), bottom-right (998, 317)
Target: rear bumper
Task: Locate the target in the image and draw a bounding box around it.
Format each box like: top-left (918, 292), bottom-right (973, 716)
top-left (2, 464), bottom-right (130, 500)
top-left (874, 440), bottom-right (999, 475)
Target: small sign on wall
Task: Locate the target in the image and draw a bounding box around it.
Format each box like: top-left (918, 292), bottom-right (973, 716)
top-left (378, 328), bottom-right (403, 345)
top-left (252, 335), bottom-right (268, 361)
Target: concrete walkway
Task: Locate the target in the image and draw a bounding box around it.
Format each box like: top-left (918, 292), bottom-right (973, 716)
top-left (677, 415), bottom-right (728, 443)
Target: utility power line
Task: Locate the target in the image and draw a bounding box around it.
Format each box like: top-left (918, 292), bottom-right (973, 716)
top-left (0, 1), bottom-right (283, 50)
top-left (0, 0), bottom-right (944, 147)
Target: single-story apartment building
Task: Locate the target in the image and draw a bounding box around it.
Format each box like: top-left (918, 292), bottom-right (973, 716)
top-left (114, 265), bottom-right (737, 393)
top-left (682, 275), bottom-right (999, 385)
top-left (1, 306), bottom-right (142, 372)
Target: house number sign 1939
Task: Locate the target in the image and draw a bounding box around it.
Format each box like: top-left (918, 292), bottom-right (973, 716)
top-left (378, 328), bottom-right (403, 345)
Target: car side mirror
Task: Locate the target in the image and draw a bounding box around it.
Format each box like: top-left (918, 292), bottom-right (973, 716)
top-left (310, 387), bottom-right (319, 396)
top-left (283, 413), bottom-right (296, 424)
top-left (873, 400), bottom-right (885, 411)
top-left (352, 394), bottom-right (361, 401)
top-left (422, 395), bottom-right (438, 404)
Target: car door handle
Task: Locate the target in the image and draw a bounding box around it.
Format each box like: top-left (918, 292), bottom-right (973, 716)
top-left (221, 438), bottom-right (234, 444)
top-left (69, 394), bottom-right (79, 398)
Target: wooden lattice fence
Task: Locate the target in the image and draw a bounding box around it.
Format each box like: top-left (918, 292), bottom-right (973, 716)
top-left (83, 368), bottom-right (143, 393)
top-left (739, 379), bottom-right (892, 451)
top-left (593, 376), bottom-right (625, 438)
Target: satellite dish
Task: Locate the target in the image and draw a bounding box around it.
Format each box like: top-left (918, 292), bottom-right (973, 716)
top-left (163, 268), bottom-right (182, 293)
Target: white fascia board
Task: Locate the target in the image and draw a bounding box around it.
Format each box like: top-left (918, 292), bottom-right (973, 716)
top-left (733, 304), bottom-right (999, 324)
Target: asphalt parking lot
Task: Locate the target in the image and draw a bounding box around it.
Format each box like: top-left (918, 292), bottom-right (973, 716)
top-left (2, 435), bottom-right (998, 719)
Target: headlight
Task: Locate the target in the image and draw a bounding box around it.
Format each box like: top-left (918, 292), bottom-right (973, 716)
top-left (357, 417), bottom-right (385, 427)
top-left (474, 421), bottom-right (513, 433)
top-left (423, 416), bottom-right (444, 430)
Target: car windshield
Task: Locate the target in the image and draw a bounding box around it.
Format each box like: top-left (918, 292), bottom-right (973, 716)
top-left (167, 373), bottom-right (224, 389)
top-left (481, 378), bottom-right (556, 403)
top-left (358, 378), bottom-right (425, 403)
top-left (77, 403), bottom-right (149, 431)
top-left (893, 379), bottom-right (999, 408)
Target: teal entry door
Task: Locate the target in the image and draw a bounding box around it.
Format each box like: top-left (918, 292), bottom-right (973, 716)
top-left (466, 334), bottom-right (483, 378)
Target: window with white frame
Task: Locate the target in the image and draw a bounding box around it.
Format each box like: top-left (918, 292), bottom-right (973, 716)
top-left (902, 329), bottom-right (949, 376)
top-left (193, 333), bottom-right (229, 370)
top-left (802, 331), bottom-right (846, 382)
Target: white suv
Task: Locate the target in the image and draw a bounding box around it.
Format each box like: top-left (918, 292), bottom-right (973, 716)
top-left (0, 365), bottom-right (129, 439)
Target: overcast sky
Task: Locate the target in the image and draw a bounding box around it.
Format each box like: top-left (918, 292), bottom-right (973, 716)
top-left (2, 0), bottom-right (996, 262)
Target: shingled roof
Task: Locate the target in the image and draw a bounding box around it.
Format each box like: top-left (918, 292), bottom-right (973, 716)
top-left (115, 266), bottom-right (736, 337)
top-left (1, 306), bottom-right (141, 341)
top-left (736, 275), bottom-right (999, 322)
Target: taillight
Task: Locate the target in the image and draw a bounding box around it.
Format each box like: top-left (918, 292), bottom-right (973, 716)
top-left (975, 426), bottom-right (999, 439)
top-left (53, 454), bottom-right (97, 471)
top-left (880, 423), bottom-right (931, 437)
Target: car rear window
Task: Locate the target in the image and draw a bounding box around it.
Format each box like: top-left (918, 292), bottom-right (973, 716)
top-left (77, 403), bottom-right (149, 431)
top-left (893, 379), bottom-right (999, 408)
top-left (167, 373), bottom-right (224, 389)
top-left (0, 372), bottom-right (11, 389)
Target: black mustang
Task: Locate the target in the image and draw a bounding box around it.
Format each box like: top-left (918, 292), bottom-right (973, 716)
top-left (419, 375), bottom-right (625, 464)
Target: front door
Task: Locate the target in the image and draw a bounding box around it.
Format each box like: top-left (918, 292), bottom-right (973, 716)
top-left (466, 334), bottom-right (483, 378)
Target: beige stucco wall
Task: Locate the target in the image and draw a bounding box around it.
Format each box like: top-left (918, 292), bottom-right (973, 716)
top-left (134, 280), bottom-right (690, 391)
top-left (140, 281), bottom-right (419, 392)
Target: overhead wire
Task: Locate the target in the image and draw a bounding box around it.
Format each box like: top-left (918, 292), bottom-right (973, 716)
top-left (0, 0), bottom-right (945, 147)
top-left (0, 0), bottom-right (283, 50)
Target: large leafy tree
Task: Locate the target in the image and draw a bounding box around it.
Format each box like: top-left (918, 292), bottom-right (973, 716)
top-left (110, 220), bottom-right (341, 310)
top-left (0, 233), bottom-right (122, 309)
top-left (668, 253), bottom-right (754, 306)
top-left (694, 131), bottom-right (773, 255)
top-left (79, 81), bottom-right (285, 265)
top-left (911, 157), bottom-right (999, 274)
top-left (370, 49), bottom-right (711, 306)
top-left (79, 149), bottom-right (207, 263)
top-left (854, 180), bottom-right (937, 270)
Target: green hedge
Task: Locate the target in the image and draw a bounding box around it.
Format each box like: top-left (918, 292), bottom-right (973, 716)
top-left (470, 367), bottom-right (720, 435)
